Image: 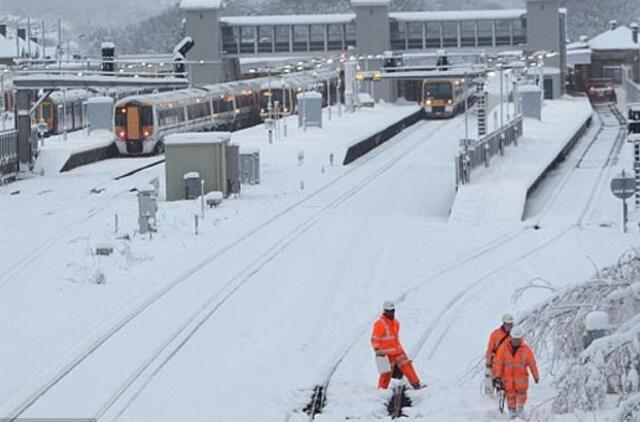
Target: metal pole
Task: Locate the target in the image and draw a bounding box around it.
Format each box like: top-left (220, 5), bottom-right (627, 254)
top-left (42, 20), bottom-right (45, 59)
top-left (499, 66), bottom-right (504, 128)
top-left (63, 88), bottom-right (67, 141)
top-left (200, 180), bottom-right (205, 219)
top-left (464, 73), bottom-right (468, 140)
top-left (27, 16), bottom-right (31, 60)
top-left (16, 23), bottom-right (20, 58)
top-left (1, 73), bottom-right (4, 131)
top-left (57, 18), bottom-right (62, 71)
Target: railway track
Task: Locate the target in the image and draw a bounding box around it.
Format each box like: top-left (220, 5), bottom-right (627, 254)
top-left (3, 117), bottom-right (448, 421)
top-left (304, 103), bottom-right (629, 420)
top-left (387, 102), bottom-right (629, 417)
top-left (0, 158), bottom-right (166, 293)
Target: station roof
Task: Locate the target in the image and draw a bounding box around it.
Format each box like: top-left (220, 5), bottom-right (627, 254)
top-left (180, 0), bottom-right (223, 10)
top-left (390, 9), bottom-right (527, 22)
top-left (221, 14), bottom-right (355, 26)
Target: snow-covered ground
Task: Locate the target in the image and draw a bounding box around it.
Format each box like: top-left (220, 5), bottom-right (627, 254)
top-left (0, 86), bottom-right (635, 422)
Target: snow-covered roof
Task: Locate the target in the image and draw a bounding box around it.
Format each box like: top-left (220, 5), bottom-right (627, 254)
top-left (588, 26), bottom-right (640, 51)
top-left (351, 0), bottom-right (390, 6)
top-left (221, 14), bottom-right (355, 26)
top-left (180, 0), bottom-right (222, 10)
top-left (0, 33), bottom-right (47, 59)
top-left (165, 132), bottom-right (231, 146)
top-left (390, 9), bottom-right (526, 22)
top-left (567, 48), bottom-right (591, 67)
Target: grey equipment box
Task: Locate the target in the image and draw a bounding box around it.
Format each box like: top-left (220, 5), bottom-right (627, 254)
top-left (297, 92), bottom-right (323, 128)
top-left (165, 132), bottom-right (231, 201)
top-left (240, 148), bottom-right (260, 185)
top-left (226, 143), bottom-right (241, 194)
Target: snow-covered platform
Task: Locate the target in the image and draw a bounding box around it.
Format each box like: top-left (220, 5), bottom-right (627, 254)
top-left (449, 96), bottom-right (593, 224)
top-left (33, 129), bottom-right (117, 176)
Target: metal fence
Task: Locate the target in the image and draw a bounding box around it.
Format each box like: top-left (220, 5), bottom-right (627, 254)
top-left (455, 115), bottom-right (523, 187)
top-left (0, 129), bottom-right (18, 180)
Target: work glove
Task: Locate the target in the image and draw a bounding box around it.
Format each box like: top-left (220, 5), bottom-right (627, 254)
top-left (493, 378), bottom-right (504, 390)
top-left (375, 350), bottom-right (385, 357)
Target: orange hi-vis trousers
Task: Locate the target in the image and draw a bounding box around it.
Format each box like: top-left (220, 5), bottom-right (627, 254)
top-left (377, 353), bottom-right (420, 389)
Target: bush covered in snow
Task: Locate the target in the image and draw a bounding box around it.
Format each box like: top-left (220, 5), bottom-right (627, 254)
top-left (519, 250), bottom-right (640, 415)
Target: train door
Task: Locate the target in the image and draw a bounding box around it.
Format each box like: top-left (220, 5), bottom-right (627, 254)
top-left (127, 106), bottom-right (141, 139)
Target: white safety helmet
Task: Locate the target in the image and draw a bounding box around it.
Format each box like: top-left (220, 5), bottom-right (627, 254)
top-left (510, 326), bottom-right (525, 340)
top-left (502, 314), bottom-right (515, 324)
top-left (383, 300), bottom-right (395, 312)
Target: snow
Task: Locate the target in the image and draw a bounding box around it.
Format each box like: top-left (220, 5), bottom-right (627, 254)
top-left (450, 96), bottom-right (593, 224)
top-left (86, 96), bottom-right (114, 105)
top-left (164, 132), bottom-right (231, 146)
top-left (390, 9), bottom-right (526, 22)
top-left (1, 73), bottom-right (638, 422)
top-left (567, 48), bottom-right (592, 67)
top-left (33, 129), bottom-right (116, 176)
top-left (588, 26), bottom-right (640, 51)
top-left (351, 0), bottom-right (391, 6)
top-left (585, 311), bottom-right (609, 331)
top-left (221, 14), bottom-right (356, 26)
top-left (179, 0), bottom-right (222, 10)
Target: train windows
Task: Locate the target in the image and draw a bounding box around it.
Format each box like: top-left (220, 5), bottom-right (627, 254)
top-left (327, 24), bottom-right (343, 50)
top-left (425, 22), bottom-right (441, 48)
top-left (478, 21), bottom-right (493, 47)
top-left (442, 22), bottom-right (458, 48)
top-left (115, 106), bottom-right (126, 127)
top-left (141, 106), bottom-right (153, 126)
top-left (158, 107), bottom-right (185, 128)
top-left (496, 20), bottom-right (511, 46)
top-left (424, 82), bottom-right (452, 100)
top-left (275, 26), bottom-right (290, 52)
top-left (42, 103), bottom-right (53, 120)
top-left (460, 21), bottom-right (477, 47)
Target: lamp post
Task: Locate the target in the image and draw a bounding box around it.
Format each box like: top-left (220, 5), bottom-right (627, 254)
top-left (498, 63), bottom-right (504, 129)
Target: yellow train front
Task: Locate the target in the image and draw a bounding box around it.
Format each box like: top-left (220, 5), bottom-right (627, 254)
top-left (421, 78), bottom-right (468, 118)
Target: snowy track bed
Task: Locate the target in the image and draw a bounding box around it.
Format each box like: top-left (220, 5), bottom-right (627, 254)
top-left (1, 112), bottom-right (463, 421)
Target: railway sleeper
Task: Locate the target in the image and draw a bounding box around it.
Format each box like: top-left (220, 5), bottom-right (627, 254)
top-left (303, 385), bottom-right (327, 417)
top-left (387, 384), bottom-right (412, 419)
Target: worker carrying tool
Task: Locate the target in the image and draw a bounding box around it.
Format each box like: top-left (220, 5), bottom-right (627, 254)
top-left (484, 314), bottom-right (514, 394)
top-left (371, 301), bottom-right (423, 390)
top-left (492, 326), bottom-right (540, 420)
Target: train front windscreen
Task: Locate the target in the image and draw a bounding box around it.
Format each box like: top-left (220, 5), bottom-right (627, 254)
top-left (423, 82), bottom-right (452, 101)
top-left (260, 89), bottom-right (287, 114)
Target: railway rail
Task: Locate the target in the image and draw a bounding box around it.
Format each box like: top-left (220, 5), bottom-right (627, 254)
top-left (3, 116), bottom-right (446, 421)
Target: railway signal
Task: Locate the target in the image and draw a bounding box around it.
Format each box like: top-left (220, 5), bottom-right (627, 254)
top-left (610, 170), bottom-right (635, 233)
top-left (628, 104), bottom-right (640, 209)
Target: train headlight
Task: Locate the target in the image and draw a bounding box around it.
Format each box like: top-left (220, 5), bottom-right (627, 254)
top-left (426, 99), bottom-right (432, 106)
top-left (143, 131), bottom-right (150, 137)
top-left (118, 131), bottom-right (126, 139)
top-left (447, 99), bottom-right (453, 104)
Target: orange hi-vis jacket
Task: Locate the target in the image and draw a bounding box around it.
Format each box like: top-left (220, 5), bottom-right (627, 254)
top-left (371, 315), bottom-right (404, 356)
top-left (486, 327), bottom-right (511, 361)
top-left (493, 341), bottom-right (539, 392)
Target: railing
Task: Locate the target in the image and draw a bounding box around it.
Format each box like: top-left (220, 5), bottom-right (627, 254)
top-left (0, 129), bottom-right (18, 180)
top-left (455, 115), bottom-right (523, 187)
top-left (623, 66), bottom-right (640, 104)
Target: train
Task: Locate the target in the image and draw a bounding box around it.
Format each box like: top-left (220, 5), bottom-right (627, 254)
top-left (114, 68), bottom-right (340, 155)
top-left (34, 90), bottom-right (92, 135)
top-left (421, 77), bottom-right (475, 118)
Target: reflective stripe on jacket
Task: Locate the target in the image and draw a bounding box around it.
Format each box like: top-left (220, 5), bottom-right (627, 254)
top-left (371, 315), bottom-right (403, 355)
top-left (493, 341), bottom-right (539, 392)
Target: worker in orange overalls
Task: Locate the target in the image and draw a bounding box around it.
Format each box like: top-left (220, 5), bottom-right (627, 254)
top-left (493, 326), bottom-right (539, 419)
top-left (371, 301), bottom-right (423, 390)
top-left (484, 314), bottom-right (514, 394)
